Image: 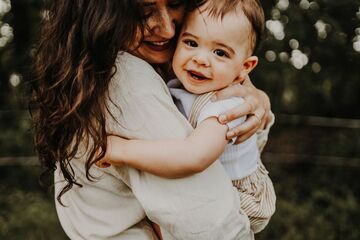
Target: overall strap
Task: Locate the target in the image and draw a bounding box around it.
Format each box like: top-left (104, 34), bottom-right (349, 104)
top-left (188, 92), bottom-right (216, 128)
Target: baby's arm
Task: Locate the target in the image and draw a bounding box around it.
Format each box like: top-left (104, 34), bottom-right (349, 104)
top-left (102, 116), bottom-right (228, 178)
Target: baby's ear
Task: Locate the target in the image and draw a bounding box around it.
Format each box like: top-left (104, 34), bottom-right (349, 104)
top-left (239, 56), bottom-right (258, 80)
top-left (243, 56), bottom-right (258, 73)
top-left (233, 56), bottom-right (259, 84)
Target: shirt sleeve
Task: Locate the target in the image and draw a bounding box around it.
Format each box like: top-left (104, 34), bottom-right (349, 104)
top-left (197, 97), bottom-right (274, 151)
top-left (197, 97), bottom-right (246, 144)
top-left (106, 53), bottom-right (253, 240)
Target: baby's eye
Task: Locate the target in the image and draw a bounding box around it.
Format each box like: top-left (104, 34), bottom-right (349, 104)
top-left (214, 49), bottom-right (229, 58)
top-left (184, 40), bottom-right (198, 48)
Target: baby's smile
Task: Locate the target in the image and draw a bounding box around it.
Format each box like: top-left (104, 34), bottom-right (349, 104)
top-left (187, 70), bottom-right (210, 81)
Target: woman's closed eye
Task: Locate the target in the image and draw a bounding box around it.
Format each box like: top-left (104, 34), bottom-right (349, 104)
top-left (183, 39), bottom-right (198, 47)
top-left (168, 0), bottom-right (184, 9)
top-left (214, 49), bottom-right (229, 58)
top-left (142, 7), bottom-right (155, 19)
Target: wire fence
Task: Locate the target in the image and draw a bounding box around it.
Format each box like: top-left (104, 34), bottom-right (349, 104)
top-left (1, 110), bottom-right (360, 127)
top-left (1, 111), bottom-right (360, 167)
top-left (1, 153), bottom-right (360, 168)
top-left (275, 113), bottom-right (360, 129)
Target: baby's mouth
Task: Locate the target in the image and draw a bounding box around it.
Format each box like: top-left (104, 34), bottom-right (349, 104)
top-left (188, 70), bottom-right (209, 81)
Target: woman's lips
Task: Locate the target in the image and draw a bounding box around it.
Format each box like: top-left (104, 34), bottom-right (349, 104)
top-left (143, 40), bottom-right (172, 51)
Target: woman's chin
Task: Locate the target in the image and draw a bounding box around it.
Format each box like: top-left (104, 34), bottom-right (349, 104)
top-left (133, 44), bottom-right (175, 64)
top-left (147, 54), bottom-right (173, 64)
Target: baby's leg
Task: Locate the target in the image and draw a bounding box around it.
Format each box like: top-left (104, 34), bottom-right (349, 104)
top-left (233, 163), bottom-right (276, 234)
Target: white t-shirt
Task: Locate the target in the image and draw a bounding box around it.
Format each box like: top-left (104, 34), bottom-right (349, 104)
top-left (168, 79), bottom-right (259, 180)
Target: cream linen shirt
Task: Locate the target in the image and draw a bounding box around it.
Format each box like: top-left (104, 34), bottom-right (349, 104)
top-left (55, 52), bottom-right (258, 240)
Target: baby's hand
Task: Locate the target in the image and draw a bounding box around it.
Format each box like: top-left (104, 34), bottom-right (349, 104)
top-left (95, 135), bottom-right (125, 168)
top-left (96, 156), bottom-right (112, 168)
top-left (95, 148), bottom-right (112, 168)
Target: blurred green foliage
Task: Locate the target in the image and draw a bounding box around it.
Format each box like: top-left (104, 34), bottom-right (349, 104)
top-left (0, 166), bottom-right (66, 239)
top-left (0, 0), bottom-right (359, 239)
top-left (255, 0), bottom-right (360, 118)
top-left (0, 0), bottom-right (359, 116)
top-left (0, 111), bottom-right (33, 156)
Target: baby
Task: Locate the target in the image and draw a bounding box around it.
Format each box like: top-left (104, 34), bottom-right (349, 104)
top-left (99, 0), bottom-right (275, 236)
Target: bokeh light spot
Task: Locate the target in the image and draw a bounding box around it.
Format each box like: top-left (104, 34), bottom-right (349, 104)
top-left (312, 62), bottom-right (321, 73)
top-left (265, 50), bottom-right (277, 62)
top-left (289, 39), bottom-right (299, 49)
top-left (266, 20), bottom-right (285, 40)
top-left (277, 0), bottom-right (289, 11)
top-left (9, 73), bottom-right (21, 87)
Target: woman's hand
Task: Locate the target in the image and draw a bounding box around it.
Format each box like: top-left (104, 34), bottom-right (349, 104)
top-left (212, 76), bottom-right (272, 144)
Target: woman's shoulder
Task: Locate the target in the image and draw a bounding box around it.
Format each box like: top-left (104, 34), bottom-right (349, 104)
top-left (116, 52), bottom-right (161, 82)
top-left (116, 51), bottom-right (153, 72)
top-left (113, 52), bottom-right (166, 94)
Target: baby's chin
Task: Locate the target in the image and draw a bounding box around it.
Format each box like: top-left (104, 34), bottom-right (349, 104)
top-left (177, 76), bottom-right (211, 95)
top-left (182, 84), bottom-right (208, 95)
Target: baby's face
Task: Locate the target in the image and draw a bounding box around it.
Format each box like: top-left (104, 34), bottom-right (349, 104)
top-left (172, 6), bottom-right (253, 94)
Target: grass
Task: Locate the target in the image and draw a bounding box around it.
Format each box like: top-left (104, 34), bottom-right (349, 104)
top-left (257, 162), bottom-right (360, 240)
top-left (1, 162), bottom-right (359, 239)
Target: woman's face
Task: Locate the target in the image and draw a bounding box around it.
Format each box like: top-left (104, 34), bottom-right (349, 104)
top-left (130, 0), bottom-right (186, 64)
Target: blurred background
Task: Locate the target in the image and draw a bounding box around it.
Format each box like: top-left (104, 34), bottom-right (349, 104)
top-left (0, 0), bottom-right (359, 239)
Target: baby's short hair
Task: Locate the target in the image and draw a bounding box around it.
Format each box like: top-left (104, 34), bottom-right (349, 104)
top-left (192, 0), bottom-right (265, 53)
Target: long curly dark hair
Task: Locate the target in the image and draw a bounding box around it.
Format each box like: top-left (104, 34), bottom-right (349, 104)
top-left (30, 0), bottom-right (147, 204)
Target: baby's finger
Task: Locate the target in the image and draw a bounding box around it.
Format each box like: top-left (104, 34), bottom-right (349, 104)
top-left (95, 159), bottom-right (111, 168)
top-left (101, 162), bottom-right (111, 168)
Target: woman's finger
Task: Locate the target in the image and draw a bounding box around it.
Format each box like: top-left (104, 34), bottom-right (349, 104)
top-left (251, 107), bottom-right (266, 128)
top-left (219, 95), bottom-right (259, 123)
top-left (241, 75), bottom-right (253, 86)
top-left (226, 114), bottom-right (260, 141)
top-left (234, 127), bottom-right (257, 144)
top-left (219, 103), bottom-right (249, 124)
top-left (259, 112), bottom-right (269, 129)
top-left (212, 83), bottom-right (248, 101)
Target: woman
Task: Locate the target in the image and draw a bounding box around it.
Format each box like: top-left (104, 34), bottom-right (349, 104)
top-left (31, 0), bottom-right (272, 239)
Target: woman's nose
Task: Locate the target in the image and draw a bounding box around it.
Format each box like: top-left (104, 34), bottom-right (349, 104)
top-left (151, 9), bottom-right (175, 39)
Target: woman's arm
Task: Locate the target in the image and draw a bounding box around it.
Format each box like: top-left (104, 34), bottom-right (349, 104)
top-left (100, 117), bottom-right (228, 178)
top-left (213, 75), bottom-right (272, 144)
